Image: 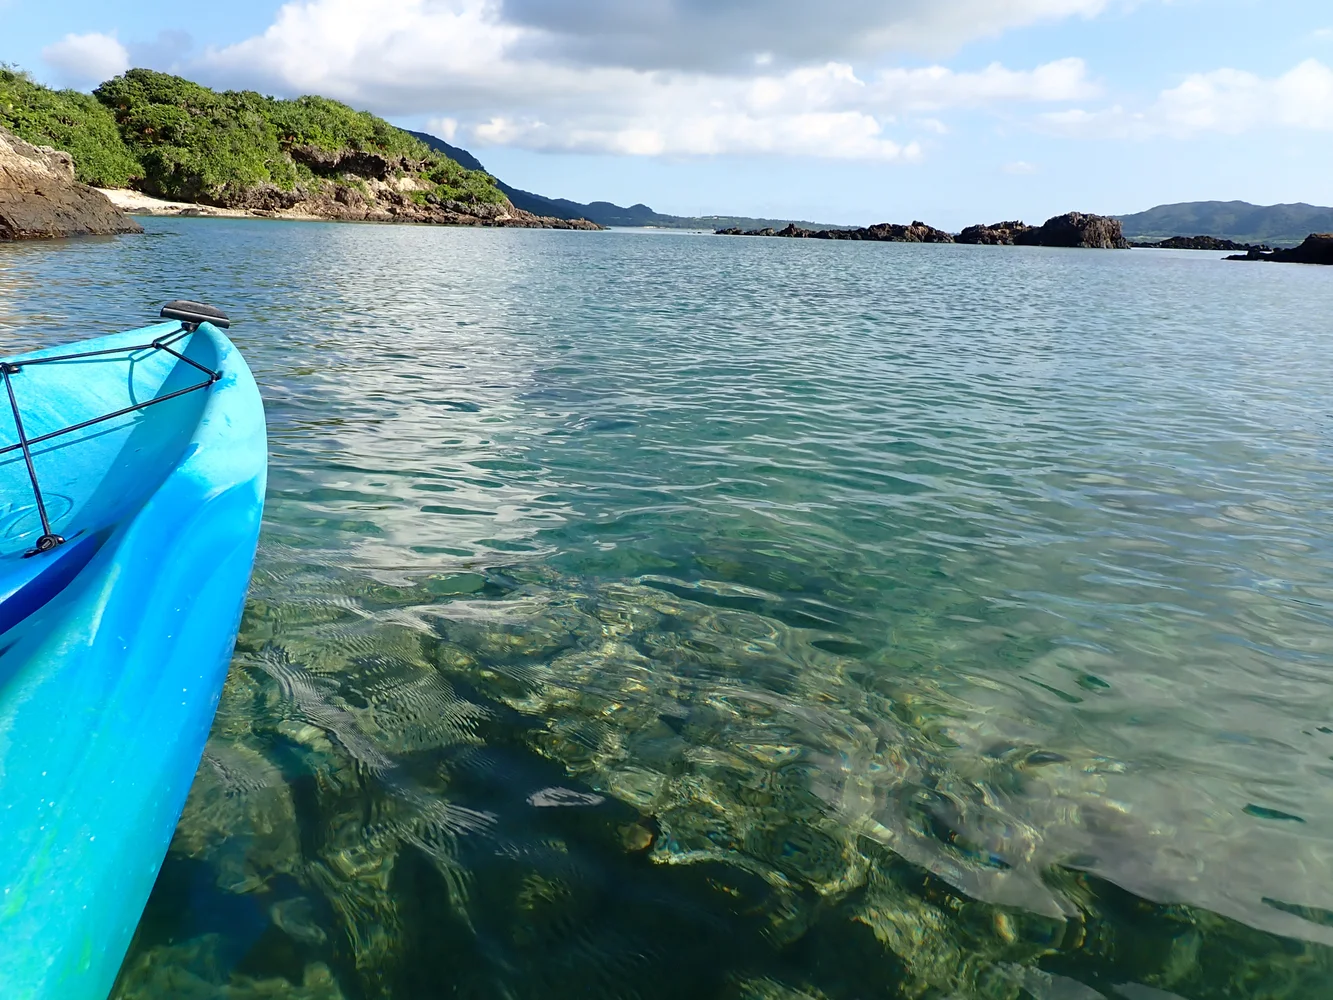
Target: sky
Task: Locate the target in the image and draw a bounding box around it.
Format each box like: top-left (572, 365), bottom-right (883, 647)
top-left (5, 0), bottom-right (1333, 227)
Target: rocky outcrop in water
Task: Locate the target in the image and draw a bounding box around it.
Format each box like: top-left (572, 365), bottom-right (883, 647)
top-left (955, 221), bottom-right (1031, 245)
top-left (1130, 235), bottom-right (1269, 252)
top-left (849, 221), bottom-right (954, 243)
top-left (1226, 233), bottom-right (1333, 265)
top-left (0, 127), bottom-right (142, 239)
top-left (1015, 212), bottom-right (1129, 249)
top-left (720, 212), bottom-right (1129, 249)
top-left (957, 214), bottom-right (1128, 249)
top-left (717, 220), bottom-right (954, 242)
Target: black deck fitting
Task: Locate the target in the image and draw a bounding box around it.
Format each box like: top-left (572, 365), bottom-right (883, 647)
top-left (29, 533), bottom-right (66, 557)
top-left (160, 300), bottom-right (231, 330)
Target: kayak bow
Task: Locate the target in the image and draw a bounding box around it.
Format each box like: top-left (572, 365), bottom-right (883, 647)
top-left (0, 304), bottom-right (266, 999)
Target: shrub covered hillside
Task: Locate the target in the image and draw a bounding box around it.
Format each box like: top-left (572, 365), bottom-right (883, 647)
top-left (0, 67), bottom-right (141, 187)
top-left (0, 67), bottom-right (504, 208)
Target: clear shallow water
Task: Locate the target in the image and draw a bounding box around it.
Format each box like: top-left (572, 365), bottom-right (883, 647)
top-left (2, 221), bottom-right (1333, 999)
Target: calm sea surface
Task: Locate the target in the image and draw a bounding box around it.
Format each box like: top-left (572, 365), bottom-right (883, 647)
top-left (3, 219), bottom-right (1333, 999)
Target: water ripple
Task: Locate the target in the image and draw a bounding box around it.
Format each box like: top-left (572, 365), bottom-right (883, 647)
top-left (4, 223), bottom-right (1333, 998)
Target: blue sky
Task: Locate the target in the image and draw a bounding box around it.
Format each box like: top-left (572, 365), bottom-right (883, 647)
top-left (6, 0), bottom-right (1333, 227)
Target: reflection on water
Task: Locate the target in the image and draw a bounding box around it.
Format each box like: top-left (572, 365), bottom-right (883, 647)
top-left (3, 223), bottom-right (1333, 998)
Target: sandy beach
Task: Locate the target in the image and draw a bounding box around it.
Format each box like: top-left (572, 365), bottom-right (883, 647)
top-left (95, 187), bottom-right (326, 221)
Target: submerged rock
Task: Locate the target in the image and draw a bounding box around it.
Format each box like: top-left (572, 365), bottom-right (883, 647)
top-left (0, 126), bottom-right (142, 239)
top-left (119, 556), bottom-right (1333, 999)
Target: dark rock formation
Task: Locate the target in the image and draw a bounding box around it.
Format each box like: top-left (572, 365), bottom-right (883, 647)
top-left (956, 221), bottom-right (1032, 245)
top-left (718, 212), bottom-right (1128, 250)
top-left (718, 220), bottom-right (954, 243)
top-left (956, 213), bottom-right (1127, 249)
top-left (1268, 232), bottom-right (1333, 264)
top-left (289, 144), bottom-right (425, 181)
top-left (125, 176), bottom-right (603, 229)
top-left (859, 221), bottom-right (954, 243)
top-left (1130, 235), bottom-right (1269, 251)
top-left (0, 127), bottom-right (142, 239)
top-left (1014, 212), bottom-right (1129, 249)
top-left (1226, 233), bottom-right (1333, 265)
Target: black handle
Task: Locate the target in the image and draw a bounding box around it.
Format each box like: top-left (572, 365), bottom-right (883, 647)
top-left (160, 300), bottom-right (231, 330)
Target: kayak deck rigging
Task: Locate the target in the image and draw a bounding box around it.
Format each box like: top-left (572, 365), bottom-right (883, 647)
top-left (0, 300), bottom-right (228, 556)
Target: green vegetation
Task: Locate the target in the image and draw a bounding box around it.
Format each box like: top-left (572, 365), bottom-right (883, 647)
top-left (265, 93), bottom-right (431, 160)
top-left (95, 70), bottom-right (298, 200)
top-left (1, 66), bottom-right (503, 207)
top-left (0, 67), bottom-right (142, 187)
top-left (421, 156), bottom-right (502, 205)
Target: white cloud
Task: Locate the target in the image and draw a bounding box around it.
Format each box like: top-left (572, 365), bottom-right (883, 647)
top-left (1003, 160), bottom-right (1038, 174)
top-left (497, 0), bottom-right (1111, 71)
top-left (200, 0), bottom-right (1098, 160)
top-left (871, 58), bottom-right (1095, 108)
top-left (1043, 59), bottom-right (1333, 139)
top-left (42, 32), bottom-right (130, 88)
top-left (428, 118), bottom-right (461, 142)
top-left (1041, 104), bottom-right (1141, 137)
top-left (1158, 59), bottom-right (1333, 132)
top-left (471, 109), bottom-right (923, 161)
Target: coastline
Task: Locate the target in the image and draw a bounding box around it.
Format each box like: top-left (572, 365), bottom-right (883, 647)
top-left (95, 187), bottom-right (602, 230)
top-left (96, 188), bottom-right (326, 221)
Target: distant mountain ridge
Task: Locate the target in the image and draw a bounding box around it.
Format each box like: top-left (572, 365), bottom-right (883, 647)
top-left (1117, 201), bottom-right (1333, 248)
top-left (407, 130), bottom-right (850, 231)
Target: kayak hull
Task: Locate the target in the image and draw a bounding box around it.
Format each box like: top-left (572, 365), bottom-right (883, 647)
top-left (0, 321), bottom-right (266, 999)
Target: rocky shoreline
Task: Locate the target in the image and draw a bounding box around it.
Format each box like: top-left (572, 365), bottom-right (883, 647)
top-left (1, 127), bottom-right (142, 239)
top-left (1, 123), bottom-right (598, 241)
top-left (95, 186), bottom-right (602, 230)
top-left (718, 212), bottom-right (1131, 249)
top-left (100, 141), bottom-right (601, 229)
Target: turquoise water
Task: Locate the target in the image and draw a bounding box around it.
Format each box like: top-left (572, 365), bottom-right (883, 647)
top-left (3, 219), bottom-right (1333, 999)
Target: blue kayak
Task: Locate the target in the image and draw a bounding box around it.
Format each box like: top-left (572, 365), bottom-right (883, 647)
top-left (0, 304), bottom-right (266, 999)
